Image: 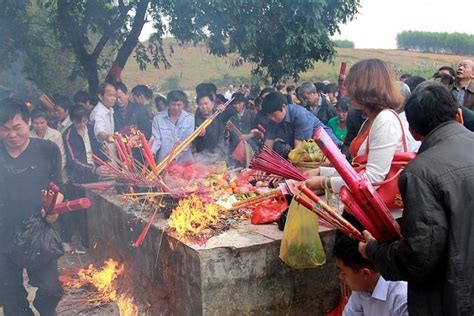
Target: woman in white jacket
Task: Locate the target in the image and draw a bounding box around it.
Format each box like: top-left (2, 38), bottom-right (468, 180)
top-left (306, 59), bottom-right (409, 199)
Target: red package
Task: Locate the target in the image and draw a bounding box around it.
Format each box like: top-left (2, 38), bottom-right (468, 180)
top-left (251, 196), bottom-right (288, 225)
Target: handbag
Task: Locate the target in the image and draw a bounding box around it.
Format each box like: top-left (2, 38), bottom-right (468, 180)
top-left (351, 110), bottom-right (416, 208)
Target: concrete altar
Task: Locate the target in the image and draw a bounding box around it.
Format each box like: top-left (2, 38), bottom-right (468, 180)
top-left (86, 190), bottom-right (340, 315)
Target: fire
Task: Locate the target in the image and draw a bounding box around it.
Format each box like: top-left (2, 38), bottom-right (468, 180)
top-left (167, 194), bottom-right (226, 240)
top-left (64, 259), bottom-right (138, 316)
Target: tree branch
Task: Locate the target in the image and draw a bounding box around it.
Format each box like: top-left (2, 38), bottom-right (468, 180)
top-left (90, 2), bottom-right (131, 59)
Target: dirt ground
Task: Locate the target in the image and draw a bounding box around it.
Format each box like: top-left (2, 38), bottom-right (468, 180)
top-left (0, 251), bottom-right (137, 316)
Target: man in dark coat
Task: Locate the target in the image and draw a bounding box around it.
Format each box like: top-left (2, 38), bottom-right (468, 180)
top-left (358, 81), bottom-right (474, 316)
top-left (299, 81), bottom-right (337, 125)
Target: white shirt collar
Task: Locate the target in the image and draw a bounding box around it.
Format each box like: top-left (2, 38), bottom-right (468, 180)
top-left (371, 275), bottom-right (390, 301)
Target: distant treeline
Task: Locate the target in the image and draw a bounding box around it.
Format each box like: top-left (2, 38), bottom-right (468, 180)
top-left (397, 31), bottom-right (474, 55)
top-left (334, 39), bottom-right (355, 48)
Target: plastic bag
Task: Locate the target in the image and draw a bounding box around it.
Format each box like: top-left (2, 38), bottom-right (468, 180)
top-left (11, 215), bottom-right (64, 268)
top-left (279, 200), bottom-right (326, 269)
top-left (251, 196), bottom-right (288, 225)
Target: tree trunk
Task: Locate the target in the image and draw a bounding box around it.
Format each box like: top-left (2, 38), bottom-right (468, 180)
top-left (105, 0), bottom-right (150, 83)
top-left (84, 57), bottom-right (99, 98)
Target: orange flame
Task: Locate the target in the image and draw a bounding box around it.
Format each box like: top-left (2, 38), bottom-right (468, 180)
top-left (64, 259), bottom-right (138, 316)
top-left (167, 194), bottom-right (225, 240)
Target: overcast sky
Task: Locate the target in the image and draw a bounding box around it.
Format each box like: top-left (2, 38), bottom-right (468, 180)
top-left (140, 0), bottom-right (474, 49)
top-left (333, 0), bottom-right (474, 49)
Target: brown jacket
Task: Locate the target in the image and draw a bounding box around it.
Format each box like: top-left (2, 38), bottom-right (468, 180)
top-left (452, 80), bottom-right (474, 110)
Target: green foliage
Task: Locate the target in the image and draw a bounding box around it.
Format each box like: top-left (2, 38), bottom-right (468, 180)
top-left (0, 0), bottom-right (86, 95)
top-left (161, 75), bottom-right (182, 91)
top-left (2, 0), bottom-right (360, 93)
top-left (334, 39), bottom-right (355, 48)
top-left (397, 31), bottom-right (474, 55)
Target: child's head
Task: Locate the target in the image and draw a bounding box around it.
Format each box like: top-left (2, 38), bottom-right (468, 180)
top-left (336, 97), bottom-right (350, 122)
top-left (333, 235), bottom-right (379, 292)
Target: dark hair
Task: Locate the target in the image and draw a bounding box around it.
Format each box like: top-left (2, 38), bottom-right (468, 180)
top-left (259, 87), bottom-right (275, 98)
top-left (114, 82), bottom-right (128, 93)
top-left (314, 82), bottom-right (326, 94)
top-left (231, 92), bottom-right (246, 104)
top-left (154, 95), bottom-right (167, 109)
top-left (261, 92), bottom-right (288, 115)
top-left (167, 90), bottom-right (188, 104)
top-left (438, 66), bottom-right (456, 78)
top-left (73, 91), bottom-right (91, 105)
top-left (98, 82), bottom-right (116, 96)
top-left (333, 235), bottom-right (375, 272)
top-left (336, 97), bottom-right (350, 112)
top-left (54, 95), bottom-right (73, 112)
top-left (405, 81), bottom-right (458, 136)
top-left (276, 84), bottom-right (285, 91)
top-left (286, 85), bottom-right (296, 93)
top-left (215, 94), bottom-right (227, 105)
top-left (31, 108), bottom-right (48, 121)
top-left (345, 59), bottom-right (403, 112)
top-left (196, 93), bottom-right (214, 104)
top-left (131, 85), bottom-right (152, 99)
top-left (399, 73), bottom-right (412, 81)
top-left (433, 72), bottom-right (455, 86)
top-left (324, 83), bottom-right (338, 94)
top-left (404, 76), bottom-right (426, 93)
top-left (70, 106), bottom-right (88, 123)
top-left (195, 83), bottom-right (217, 96)
top-left (0, 98), bottom-right (31, 125)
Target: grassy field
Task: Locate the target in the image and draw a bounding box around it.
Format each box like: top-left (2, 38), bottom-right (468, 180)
top-left (121, 41), bottom-right (473, 94)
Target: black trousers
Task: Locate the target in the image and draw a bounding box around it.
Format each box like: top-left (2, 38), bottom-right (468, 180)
top-left (0, 253), bottom-right (63, 316)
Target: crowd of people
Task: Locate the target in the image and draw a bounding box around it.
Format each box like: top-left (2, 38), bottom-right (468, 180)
top-left (0, 58), bottom-right (473, 315)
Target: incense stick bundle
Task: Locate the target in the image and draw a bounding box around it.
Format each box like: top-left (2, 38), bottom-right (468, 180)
top-left (250, 147), bottom-right (308, 181)
top-left (54, 198), bottom-right (91, 214)
top-left (155, 98), bottom-right (234, 174)
top-left (231, 188), bottom-right (281, 210)
top-left (293, 183), bottom-right (363, 241)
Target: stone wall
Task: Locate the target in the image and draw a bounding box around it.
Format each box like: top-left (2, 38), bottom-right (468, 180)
top-left (87, 191), bottom-right (340, 315)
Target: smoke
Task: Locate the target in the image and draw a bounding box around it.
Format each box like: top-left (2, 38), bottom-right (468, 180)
top-left (0, 60), bottom-right (43, 103)
top-left (192, 143), bottom-right (230, 166)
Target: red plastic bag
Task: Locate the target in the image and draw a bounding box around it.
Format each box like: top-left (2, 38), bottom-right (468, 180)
top-left (251, 195), bottom-right (288, 225)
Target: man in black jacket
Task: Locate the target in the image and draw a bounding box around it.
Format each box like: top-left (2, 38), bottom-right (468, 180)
top-left (299, 81), bottom-right (337, 125)
top-left (359, 81), bottom-right (474, 316)
top-left (114, 82), bottom-right (152, 139)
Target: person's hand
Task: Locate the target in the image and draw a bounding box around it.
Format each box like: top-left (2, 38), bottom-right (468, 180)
top-left (358, 230), bottom-right (376, 259)
top-left (304, 168), bottom-right (320, 178)
top-left (338, 74), bottom-right (346, 81)
top-left (198, 128), bottom-right (206, 137)
top-left (107, 135), bottom-right (115, 143)
top-left (305, 175), bottom-right (324, 191)
top-left (217, 104), bottom-right (226, 112)
top-left (95, 165), bottom-right (111, 176)
top-left (239, 133), bottom-right (253, 141)
top-left (250, 129), bottom-right (264, 139)
top-left (41, 192), bottom-right (64, 224)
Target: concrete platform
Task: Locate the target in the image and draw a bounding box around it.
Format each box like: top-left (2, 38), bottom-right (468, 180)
top-left (86, 190), bottom-right (340, 316)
